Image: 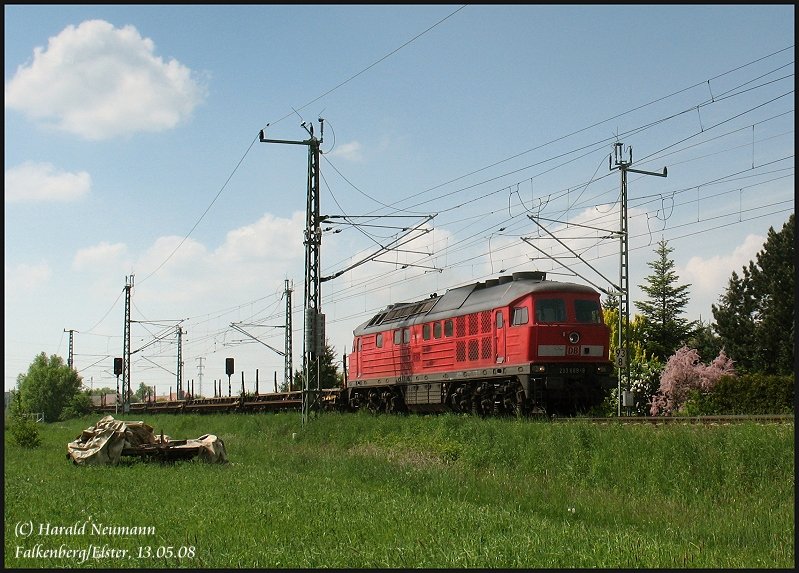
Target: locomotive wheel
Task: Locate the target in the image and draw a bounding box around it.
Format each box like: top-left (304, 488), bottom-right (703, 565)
top-left (367, 389), bottom-right (382, 414)
top-left (448, 384), bottom-right (472, 414)
top-left (514, 384), bottom-right (527, 417)
top-left (349, 391), bottom-right (363, 411)
top-left (385, 388), bottom-right (407, 415)
top-left (471, 382), bottom-right (491, 418)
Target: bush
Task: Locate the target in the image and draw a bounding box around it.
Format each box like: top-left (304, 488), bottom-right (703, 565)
top-left (8, 414), bottom-right (42, 448)
top-left (683, 373), bottom-right (795, 415)
top-left (628, 356), bottom-right (664, 415)
top-left (59, 391), bottom-right (95, 420)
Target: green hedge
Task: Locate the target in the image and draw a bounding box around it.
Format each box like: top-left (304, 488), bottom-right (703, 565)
top-left (684, 373), bottom-right (795, 415)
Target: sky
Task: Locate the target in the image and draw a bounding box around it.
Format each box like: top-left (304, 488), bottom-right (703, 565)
top-left (4, 5), bottom-right (794, 397)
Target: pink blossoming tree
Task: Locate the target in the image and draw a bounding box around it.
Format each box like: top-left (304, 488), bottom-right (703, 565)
top-left (650, 346), bottom-right (736, 416)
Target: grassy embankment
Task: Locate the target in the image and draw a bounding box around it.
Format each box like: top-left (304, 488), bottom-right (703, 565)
top-left (4, 411), bottom-right (794, 568)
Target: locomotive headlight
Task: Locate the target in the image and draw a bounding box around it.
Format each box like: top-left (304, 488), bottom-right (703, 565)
top-left (532, 365), bottom-right (547, 373)
top-left (568, 331), bottom-right (580, 344)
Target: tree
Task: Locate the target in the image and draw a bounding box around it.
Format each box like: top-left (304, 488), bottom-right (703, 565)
top-left (602, 298), bottom-right (619, 363)
top-left (712, 214), bottom-right (794, 374)
top-left (319, 340), bottom-right (343, 389)
top-left (133, 382), bottom-right (150, 402)
top-left (278, 340), bottom-right (342, 392)
top-left (15, 352), bottom-right (83, 422)
top-left (686, 319), bottom-right (723, 364)
top-left (635, 239), bottom-right (698, 361)
top-left (711, 269), bottom-right (756, 370)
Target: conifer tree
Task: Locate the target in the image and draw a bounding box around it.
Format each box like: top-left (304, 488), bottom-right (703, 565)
top-left (634, 239), bottom-right (698, 361)
top-left (711, 269), bottom-right (756, 370)
top-left (712, 214), bottom-right (794, 374)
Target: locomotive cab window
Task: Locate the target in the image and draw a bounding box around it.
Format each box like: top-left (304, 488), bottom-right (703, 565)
top-left (575, 300), bottom-right (602, 323)
top-left (511, 306), bottom-right (529, 326)
top-left (535, 299), bottom-right (566, 323)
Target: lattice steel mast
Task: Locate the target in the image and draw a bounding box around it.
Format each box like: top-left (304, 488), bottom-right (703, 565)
top-left (260, 120), bottom-right (324, 426)
top-left (122, 274), bottom-right (134, 412)
top-left (609, 143), bottom-right (667, 416)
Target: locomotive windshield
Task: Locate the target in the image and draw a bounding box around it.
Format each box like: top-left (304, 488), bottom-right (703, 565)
top-left (535, 299), bottom-right (566, 322)
top-left (575, 299), bottom-right (602, 323)
top-left (534, 298), bottom-right (602, 323)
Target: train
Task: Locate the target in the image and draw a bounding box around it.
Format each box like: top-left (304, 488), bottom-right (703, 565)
top-left (96, 272), bottom-right (615, 417)
top-left (345, 271), bottom-right (615, 416)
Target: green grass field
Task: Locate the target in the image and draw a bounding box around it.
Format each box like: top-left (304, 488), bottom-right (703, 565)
top-left (4, 412), bottom-right (794, 568)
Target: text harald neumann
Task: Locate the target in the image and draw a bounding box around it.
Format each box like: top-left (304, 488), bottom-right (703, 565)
top-left (38, 522), bottom-right (156, 536)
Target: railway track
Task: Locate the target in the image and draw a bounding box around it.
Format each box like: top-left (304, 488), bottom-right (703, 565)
top-left (94, 389), bottom-right (338, 416)
top-left (554, 414), bottom-right (794, 424)
top-left (94, 395), bottom-right (792, 425)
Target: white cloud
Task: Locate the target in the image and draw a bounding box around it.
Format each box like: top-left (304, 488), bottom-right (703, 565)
top-left (5, 161), bottom-right (91, 203)
top-left (86, 212), bottom-right (308, 310)
top-left (327, 141), bottom-right (363, 162)
top-left (73, 241), bottom-right (128, 271)
top-left (4, 261), bottom-right (51, 296)
top-left (138, 235), bottom-right (208, 273)
top-left (680, 233), bottom-right (765, 298)
top-left (4, 19), bottom-right (207, 140)
top-left (214, 212), bottom-right (305, 263)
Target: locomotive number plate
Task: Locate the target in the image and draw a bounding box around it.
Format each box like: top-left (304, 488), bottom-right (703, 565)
top-left (558, 367), bottom-right (585, 375)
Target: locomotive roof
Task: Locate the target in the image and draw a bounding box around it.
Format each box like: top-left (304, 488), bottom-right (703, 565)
top-left (353, 272), bottom-right (599, 336)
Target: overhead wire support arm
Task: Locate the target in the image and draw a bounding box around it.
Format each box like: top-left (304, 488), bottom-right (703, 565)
top-left (523, 215), bottom-right (620, 294)
top-left (520, 236), bottom-right (615, 296)
top-left (528, 214), bottom-right (619, 237)
top-left (258, 132), bottom-right (313, 147)
top-left (370, 259), bottom-right (443, 272)
top-left (130, 319), bottom-right (186, 355)
top-left (320, 214), bottom-right (437, 282)
top-left (229, 323), bottom-right (286, 357)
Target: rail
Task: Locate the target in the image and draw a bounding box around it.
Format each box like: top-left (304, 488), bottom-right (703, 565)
top-left (553, 414), bottom-right (794, 424)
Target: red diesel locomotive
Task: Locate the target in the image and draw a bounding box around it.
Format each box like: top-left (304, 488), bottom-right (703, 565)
top-left (346, 271), bottom-right (615, 415)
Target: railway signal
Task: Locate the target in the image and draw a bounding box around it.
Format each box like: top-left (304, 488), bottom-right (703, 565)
top-left (113, 357), bottom-right (123, 414)
top-left (225, 357), bottom-right (235, 397)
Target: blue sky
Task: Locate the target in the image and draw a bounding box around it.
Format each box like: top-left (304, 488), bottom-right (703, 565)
top-left (4, 5), bottom-right (794, 396)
